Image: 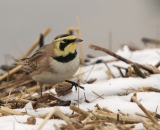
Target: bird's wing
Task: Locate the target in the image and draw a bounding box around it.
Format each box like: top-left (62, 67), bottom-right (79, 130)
top-left (16, 44), bottom-right (50, 73)
top-left (29, 44), bottom-right (48, 61)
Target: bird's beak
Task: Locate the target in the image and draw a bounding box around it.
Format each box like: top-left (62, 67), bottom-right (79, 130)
top-left (75, 38), bottom-right (83, 43)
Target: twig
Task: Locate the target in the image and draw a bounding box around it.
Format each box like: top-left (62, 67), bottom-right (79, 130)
top-left (131, 95), bottom-right (160, 128)
top-left (17, 98), bottom-right (35, 104)
top-left (131, 64), bottom-right (146, 78)
top-left (118, 109), bottom-right (128, 116)
top-left (85, 120), bottom-right (109, 124)
top-left (155, 61), bottom-right (160, 68)
top-left (93, 112), bottom-right (142, 124)
top-left (54, 124), bottom-right (61, 130)
top-left (37, 108), bottom-right (56, 130)
top-left (127, 67), bottom-right (132, 77)
top-left (103, 59), bottom-right (118, 63)
top-left (0, 65), bottom-right (22, 81)
top-left (105, 70), bottom-right (114, 79)
top-left (54, 107), bottom-right (76, 130)
top-left (5, 89), bottom-right (12, 105)
top-left (104, 63), bottom-right (115, 78)
top-left (120, 43), bottom-right (141, 51)
top-left (135, 112), bottom-right (148, 118)
top-left (116, 67), bottom-right (124, 77)
top-left (95, 104), bottom-right (101, 110)
top-left (38, 106), bottom-right (78, 129)
top-left (83, 107), bottom-right (98, 125)
top-left (143, 87), bottom-right (160, 93)
top-left (0, 107), bottom-right (22, 115)
top-left (0, 28), bottom-right (51, 81)
top-left (143, 64), bottom-right (160, 74)
top-left (0, 75), bottom-right (33, 91)
top-left (102, 108), bottom-right (114, 113)
top-left (72, 71), bottom-right (84, 78)
top-left (142, 37), bottom-right (160, 46)
top-left (92, 91), bottom-right (104, 99)
top-left (90, 94), bottom-right (104, 102)
top-left (70, 104), bottom-right (89, 117)
top-left (86, 78), bottom-right (97, 84)
top-left (20, 27), bottom-right (51, 59)
top-left (84, 60), bottom-right (96, 82)
top-left (78, 79), bottom-right (80, 110)
top-left (70, 119), bottom-right (83, 128)
top-left (68, 113), bottom-right (79, 118)
top-left (66, 27), bottom-right (78, 33)
top-left (113, 65), bottom-right (128, 70)
top-left (89, 44), bottom-right (154, 73)
top-left (66, 17), bottom-right (84, 64)
top-left (76, 16), bottom-right (84, 64)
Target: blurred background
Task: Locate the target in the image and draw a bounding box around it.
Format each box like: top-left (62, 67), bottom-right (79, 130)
top-left (0, 0), bottom-right (160, 65)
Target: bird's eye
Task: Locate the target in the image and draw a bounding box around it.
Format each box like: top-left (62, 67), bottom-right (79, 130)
top-left (63, 39), bottom-right (67, 43)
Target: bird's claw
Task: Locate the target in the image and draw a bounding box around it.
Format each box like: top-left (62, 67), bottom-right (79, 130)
top-left (65, 80), bottom-right (85, 91)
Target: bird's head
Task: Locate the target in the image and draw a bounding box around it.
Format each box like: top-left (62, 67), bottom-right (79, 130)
top-left (53, 34), bottom-right (83, 57)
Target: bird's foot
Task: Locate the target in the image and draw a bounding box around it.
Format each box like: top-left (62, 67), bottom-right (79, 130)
top-left (65, 80), bottom-right (85, 91)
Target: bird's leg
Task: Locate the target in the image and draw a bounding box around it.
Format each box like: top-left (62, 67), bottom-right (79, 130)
top-left (39, 82), bottom-right (43, 98)
top-left (65, 80), bottom-right (85, 91)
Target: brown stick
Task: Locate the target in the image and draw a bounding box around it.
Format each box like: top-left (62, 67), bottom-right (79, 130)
top-left (92, 112), bottom-right (142, 124)
top-left (131, 95), bottom-right (160, 128)
top-left (54, 107), bottom-right (76, 130)
top-left (0, 28), bottom-right (51, 81)
top-left (70, 104), bottom-right (89, 117)
top-left (104, 59), bottom-right (118, 63)
top-left (0, 75), bottom-right (32, 91)
top-left (104, 63), bottom-right (115, 78)
top-left (155, 61), bottom-right (160, 68)
top-left (20, 27), bottom-right (51, 59)
top-left (0, 65), bottom-right (22, 81)
top-left (0, 106), bottom-right (22, 115)
top-left (92, 91), bottom-right (104, 99)
top-left (142, 37), bottom-right (160, 46)
top-left (120, 43), bottom-right (141, 51)
top-left (66, 17), bottom-right (84, 64)
top-left (66, 28), bottom-right (78, 34)
top-left (116, 67), bottom-right (124, 77)
top-left (37, 108), bottom-right (56, 130)
top-left (76, 17), bottom-right (84, 64)
top-left (131, 64), bottom-right (146, 78)
top-left (143, 64), bottom-right (160, 74)
top-left (105, 70), bottom-right (114, 79)
top-left (135, 112), bottom-right (148, 118)
top-left (143, 87), bottom-right (160, 93)
top-left (89, 44), bottom-right (153, 73)
top-left (72, 71), bottom-right (84, 78)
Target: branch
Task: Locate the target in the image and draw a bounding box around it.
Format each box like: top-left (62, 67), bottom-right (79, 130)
top-left (89, 44), bottom-right (154, 73)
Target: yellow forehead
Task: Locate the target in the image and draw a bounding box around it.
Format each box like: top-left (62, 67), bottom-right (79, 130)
top-left (54, 35), bottom-right (76, 42)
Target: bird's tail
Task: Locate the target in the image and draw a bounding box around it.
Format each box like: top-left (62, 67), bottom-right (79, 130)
top-left (14, 58), bottom-right (33, 73)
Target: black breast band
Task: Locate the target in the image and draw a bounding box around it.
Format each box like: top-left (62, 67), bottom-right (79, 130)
top-left (53, 51), bottom-right (77, 63)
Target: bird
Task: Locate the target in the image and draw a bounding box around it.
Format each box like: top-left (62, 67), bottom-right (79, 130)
top-left (16, 34), bottom-right (83, 97)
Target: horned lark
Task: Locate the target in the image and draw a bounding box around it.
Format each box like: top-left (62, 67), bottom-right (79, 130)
top-left (16, 34), bottom-right (83, 97)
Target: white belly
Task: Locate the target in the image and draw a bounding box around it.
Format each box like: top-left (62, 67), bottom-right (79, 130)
top-left (32, 54), bottom-right (80, 84)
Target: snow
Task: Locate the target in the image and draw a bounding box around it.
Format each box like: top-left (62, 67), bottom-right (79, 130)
top-left (0, 115), bottom-right (65, 130)
top-left (1, 46), bottom-right (160, 130)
